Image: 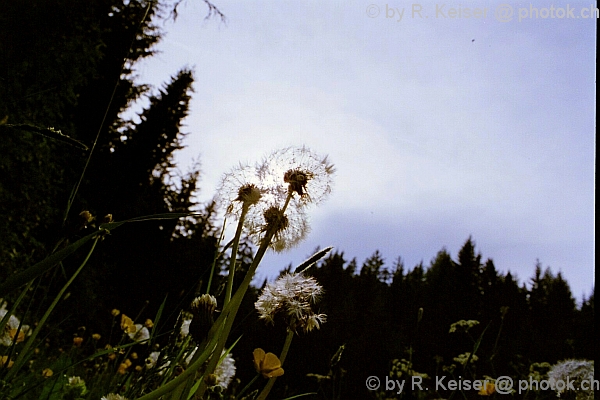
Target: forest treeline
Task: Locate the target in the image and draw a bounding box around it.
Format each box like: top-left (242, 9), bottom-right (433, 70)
top-left (0, 1), bottom-right (594, 399)
top-left (231, 242), bottom-right (594, 398)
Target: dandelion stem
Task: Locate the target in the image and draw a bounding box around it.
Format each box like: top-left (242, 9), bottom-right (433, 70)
top-left (195, 210), bottom-right (286, 398)
top-left (256, 329), bottom-right (295, 400)
top-left (206, 217), bottom-right (227, 294)
top-left (224, 203), bottom-right (249, 307)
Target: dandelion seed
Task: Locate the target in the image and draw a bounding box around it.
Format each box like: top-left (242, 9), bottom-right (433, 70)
top-left (255, 272), bottom-right (326, 333)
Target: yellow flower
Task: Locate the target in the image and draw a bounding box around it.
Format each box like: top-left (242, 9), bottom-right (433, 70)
top-left (120, 314), bottom-right (136, 333)
top-left (42, 368), bottom-right (53, 377)
top-left (9, 328), bottom-right (25, 344)
top-left (253, 348), bottom-right (284, 378)
top-left (478, 381), bottom-right (495, 396)
top-left (0, 356), bottom-right (14, 368)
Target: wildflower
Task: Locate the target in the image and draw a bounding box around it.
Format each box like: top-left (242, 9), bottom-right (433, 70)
top-left (449, 320), bottom-right (480, 333)
top-left (257, 146), bottom-right (334, 207)
top-left (453, 352), bottom-right (478, 366)
top-left (128, 324), bottom-right (150, 343)
top-left (0, 355), bottom-right (13, 368)
top-left (0, 302), bottom-right (30, 346)
top-left (65, 376), bottom-right (87, 397)
top-left (101, 394), bottom-right (128, 400)
top-left (255, 272), bottom-right (326, 333)
top-left (144, 319), bottom-right (154, 328)
top-left (548, 359), bottom-right (594, 400)
top-left (478, 381), bottom-right (495, 396)
top-left (92, 333), bottom-right (101, 340)
top-left (120, 314), bottom-right (136, 333)
top-left (111, 309), bottom-right (120, 317)
top-left (145, 351), bottom-right (160, 369)
top-left (67, 376), bottom-right (85, 386)
top-left (42, 368), bottom-right (53, 377)
top-left (118, 359), bottom-right (132, 374)
top-left (213, 352), bottom-right (236, 389)
top-left (73, 337), bottom-right (84, 347)
top-left (253, 348), bottom-right (284, 378)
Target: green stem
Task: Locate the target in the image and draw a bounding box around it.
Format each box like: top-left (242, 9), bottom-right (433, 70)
top-left (224, 204), bottom-right (249, 307)
top-left (256, 329), bottom-right (295, 400)
top-left (206, 218), bottom-right (227, 294)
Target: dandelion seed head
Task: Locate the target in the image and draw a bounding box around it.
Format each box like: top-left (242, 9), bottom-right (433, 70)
top-left (214, 352), bottom-right (236, 389)
top-left (246, 202), bottom-right (310, 253)
top-left (255, 272), bottom-right (326, 333)
top-left (548, 359), bottom-right (594, 400)
top-left (257, 146), bottom-right (334, 207)
top-left (216, 163), bottom-right (266, 219)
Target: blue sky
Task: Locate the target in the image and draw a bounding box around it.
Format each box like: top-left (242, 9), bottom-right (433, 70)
top-left (131, 1), bottom-right (595, 301)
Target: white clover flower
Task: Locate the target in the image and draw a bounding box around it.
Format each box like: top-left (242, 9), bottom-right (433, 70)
top-left (548, 359), bottom-right (594, 400)
top-left (255, 272), bottom-right (326, 333)
top-left (128, 324), bottom-right (149, 343)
